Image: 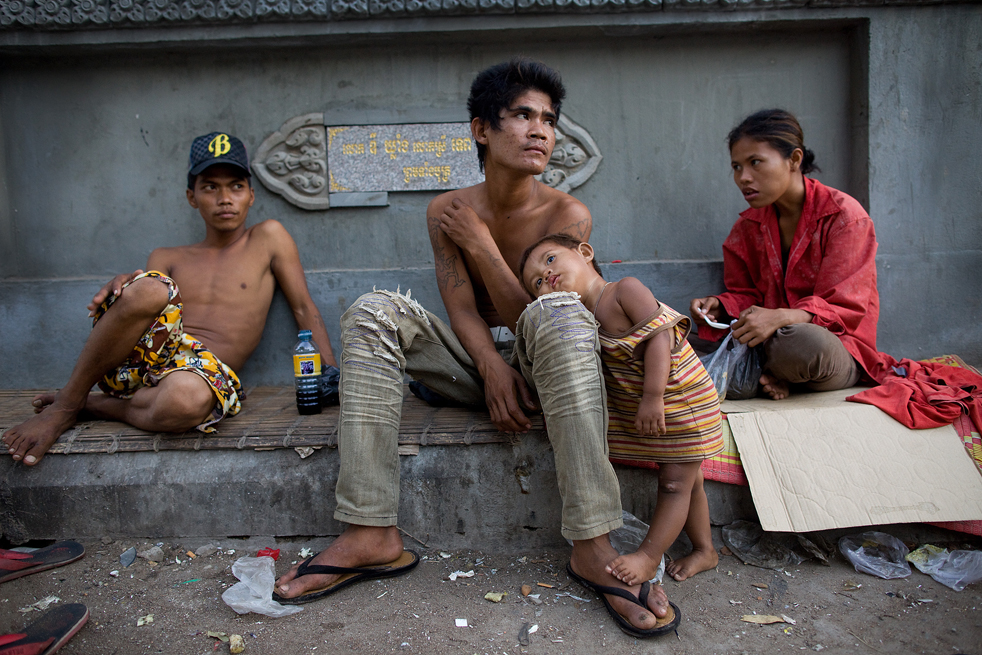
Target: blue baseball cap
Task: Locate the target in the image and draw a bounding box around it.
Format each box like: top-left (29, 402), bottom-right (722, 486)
top-left (187, 132), bottom-right (250, 188)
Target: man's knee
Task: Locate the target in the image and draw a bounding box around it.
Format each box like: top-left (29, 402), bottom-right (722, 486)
top-left (341, 290), bottom-right (426, 334)
top-left (152, 373), bottom-right (214, 430)
top-left (110, 276), bottom-right (171, 319)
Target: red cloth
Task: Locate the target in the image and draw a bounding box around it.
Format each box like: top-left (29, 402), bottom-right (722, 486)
top-left (698, 177), bottom-right (889, 380)
top-left (848, 358), bottom-right (982, 434)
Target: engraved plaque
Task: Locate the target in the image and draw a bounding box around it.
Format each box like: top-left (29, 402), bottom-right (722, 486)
top-left (326, 123), bottom-right (484, 193)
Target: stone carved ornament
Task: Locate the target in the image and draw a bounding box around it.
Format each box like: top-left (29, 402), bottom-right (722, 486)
top-left (253, 112), bottom-right (602, 210)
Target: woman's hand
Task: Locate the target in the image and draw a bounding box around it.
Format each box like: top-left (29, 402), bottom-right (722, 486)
top-left (635, 394), bottom-right (666, 436)
top-left (690, 296), bottom-right (723, 326)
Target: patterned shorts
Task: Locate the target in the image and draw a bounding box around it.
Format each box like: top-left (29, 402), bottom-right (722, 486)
top-left (94, 271), bottom-right (243, 433)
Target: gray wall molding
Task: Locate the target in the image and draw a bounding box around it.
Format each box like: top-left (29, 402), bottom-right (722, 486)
top-left (0, 0), bottom-right (960, 31)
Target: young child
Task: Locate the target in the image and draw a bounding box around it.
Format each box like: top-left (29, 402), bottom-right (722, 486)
top-left (520, 233), bottom-right (724, 585)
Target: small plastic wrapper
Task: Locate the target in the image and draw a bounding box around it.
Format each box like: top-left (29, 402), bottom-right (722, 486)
top-left (907, 545), bottom-right (982, 591)
top-left (221, 556), bottom-right (304, 618)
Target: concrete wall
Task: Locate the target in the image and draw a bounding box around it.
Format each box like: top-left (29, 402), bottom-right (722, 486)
top-left (0, 6), bottom-right (979, 388)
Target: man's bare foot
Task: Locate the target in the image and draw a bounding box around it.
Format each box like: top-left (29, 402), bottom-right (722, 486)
top-left (665, 546), bottom-right (719, 581)
top-left (570, 536), bottom-right (669, 632)
top-left (759, 373), bottom-right (790, 400)
top-left (606, 550), bottom-right (661, 586)
top-left (31, 393), bottom-right (56, 414)
top-left (274, 525), bottom-right (404, 599)
top-left (2, 400), bottom-right (81, 466)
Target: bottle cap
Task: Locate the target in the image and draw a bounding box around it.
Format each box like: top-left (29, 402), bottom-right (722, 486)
top-left (298, 330), bottom-right (313, 340)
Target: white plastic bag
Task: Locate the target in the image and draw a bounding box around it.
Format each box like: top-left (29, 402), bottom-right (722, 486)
top-left (908, 545), bottom-right (982, 591)
top-left (838, 532), bottom-right (911, 580)
top-left (221, 556), bottom-right (304, 618)
top-left (701, 333), bottom-right (762, 401)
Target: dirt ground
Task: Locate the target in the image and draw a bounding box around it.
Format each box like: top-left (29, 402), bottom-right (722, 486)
top-left (2, 531), bottom-right (981, 655)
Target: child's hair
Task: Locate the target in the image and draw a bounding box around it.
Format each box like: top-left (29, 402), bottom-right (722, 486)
top-left (727, 108), bottom-right (821, 175)
top-left (467, 58), bottom-right (566, 174)
top-left (518, 233), bottom-right (602, 294)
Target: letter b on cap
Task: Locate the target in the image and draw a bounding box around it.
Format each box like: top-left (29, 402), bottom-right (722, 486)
top-left (209, 134), bottom-right (231, 158)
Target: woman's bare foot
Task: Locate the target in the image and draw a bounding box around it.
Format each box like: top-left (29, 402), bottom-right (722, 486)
top-left (759, 373), bottom-right (790, 400)
top-left (31, 393), bottom-right (56, 413)
top-left (606, 550), bottom-right (661, 586)
top-left (274, 525), bottom-right (405, 599)
top-left (665, 546), bottom-right (719, 581)
top-left (2, 400), bottom-right (81, 465)
top-left (570, 536), bottom-right (669, 632)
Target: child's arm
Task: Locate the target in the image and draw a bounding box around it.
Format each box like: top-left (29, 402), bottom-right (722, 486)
top-left (614, 277), bottom-right (671, 436)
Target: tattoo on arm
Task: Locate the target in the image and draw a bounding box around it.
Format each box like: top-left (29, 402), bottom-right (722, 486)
top-left (558, 216), bottom-right (590, 240)
top-left (428, 216), bottom-right (467, 292)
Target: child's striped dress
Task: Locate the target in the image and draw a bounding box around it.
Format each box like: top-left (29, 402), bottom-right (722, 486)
top-left (599, 302), bottom-right (723, 467)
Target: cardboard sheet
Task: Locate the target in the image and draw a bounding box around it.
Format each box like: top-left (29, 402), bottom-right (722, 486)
top-left (725, 393), bottom-right (982, 533)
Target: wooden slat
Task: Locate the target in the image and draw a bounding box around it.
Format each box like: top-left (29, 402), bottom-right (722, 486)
top-left (0, 387), bottom-right (544, 455)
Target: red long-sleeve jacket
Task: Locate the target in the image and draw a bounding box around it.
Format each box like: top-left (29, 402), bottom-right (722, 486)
top-left (698, 177), bottom-right (886, 380)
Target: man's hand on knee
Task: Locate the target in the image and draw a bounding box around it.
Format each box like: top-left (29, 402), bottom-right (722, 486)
top-left (88, 270), bottom-right (146, 316)
top-left (482, 360), bottom-right (537, 433)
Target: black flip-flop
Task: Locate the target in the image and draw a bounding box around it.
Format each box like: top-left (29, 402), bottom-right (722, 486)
top-left (566, 563), bottom-right (681, 639)
top-left (0, 603), bottom-right (89, 655)
top-left (273, 549), bottom-right (420, 605)
top-left (0, 542), bottom-right (85, 584)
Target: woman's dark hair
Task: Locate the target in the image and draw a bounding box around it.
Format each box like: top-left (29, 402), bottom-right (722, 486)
top-left (727, 109), bottom-right (821, 175)
top-left (518, 233), bottom-right (602, 294)
top-left (467, 58), bottom-right (566, 173)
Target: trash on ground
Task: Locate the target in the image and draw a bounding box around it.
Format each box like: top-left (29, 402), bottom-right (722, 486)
top-left (229, 634), bottom-right (246, 653)
top-left (521, 584), bottom-right (532, 596)
top-left (537, 582), bottom-right (554, 588)
top-left (518, 622), bottom-right (530, 646)
top-left (120, 546), bottom-right (137, 567)
top-left (138, 546), bottom-right (165, 562)
top-left (19, 596), bottom-right (60, 613)
top-left (195, 545), bottom-right (219, 558)
top-left (838, 532), bottom-right (911, 579)
top-left (906, 545), bottom-right (982, 591)
top-left (440, 552), bottom-right (452, 559)
top-left (484, 592), bottom-right (507, 603)
top-left (526, 594), bottom-right (542, 605)
top-left (722, 521), bottom-right (805, 570)
top-left (207, 631), bottom-right (230, 643)
top-left (528, 624), bottom-right (539, 634)
top-left (221, 556), bottom-right (304, 618)
top-left (294, 446), bottom-right (316, 459)
top-left (556, 592), bottom-right (590, 602)
top-left (741, 614), bottom-right (795, 625)
top-left (455, 618), bottom-right (467, 627)
top-left (255, 548), bottom-right (280, 561)
top-left (752, 582), bottom-right (768, 589)
top-left (842, 580), bottom-right (862, 591)
top-left (109, 570), bottom-right (119, 578)
top-left (729, 600), bottom-right (743, 605)
top-left (185, 550), bottom-right (196, 559)
top-left (299, 548), bottom-right (313, 559)
top-left (177, 578), bottom-right (201, 585)
top-left (796, 533), bottom-right (835, 566)
top-left (137, 614), bottom-right (154, 626)
top-left (448, 570), bottom-right (474, 581)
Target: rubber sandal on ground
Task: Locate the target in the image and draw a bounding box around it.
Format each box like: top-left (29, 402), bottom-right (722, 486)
top-left (273, 550), bottom-right (420, 605)
top-left (566, 562), bottom-right (681, 638)
top-left (0, 603), bottom-right (89, 655)
top-left (0, 542), bottom-right (85, 584)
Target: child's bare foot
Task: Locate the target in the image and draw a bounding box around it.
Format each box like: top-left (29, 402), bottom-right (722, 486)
top-left (606, 550), bottom-right (662, 586)
top-left (665, 546), bottom-right (719, 581)
top-left (31, 393), bottom-right (56, 413)
top-left (759, 373), bottom-right (790, 400)
top-left (2, 400), bottom-right (80, 465)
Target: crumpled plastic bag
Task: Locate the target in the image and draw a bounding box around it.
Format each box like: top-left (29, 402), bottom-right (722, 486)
top-left (700, 333), bottom-right (762, 401)
top-left (907, 545), bottom-right (982, 591)
top-left (721, 520), bottom-right (805, 570)
top-left (221, 556), bottom-right (303, 617)
top-left (320, 365), bottom-right (340, 406)
top-left (838, 532), bottom-right (910, 579)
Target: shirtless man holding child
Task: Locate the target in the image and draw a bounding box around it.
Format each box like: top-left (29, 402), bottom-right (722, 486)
top-left (273, 59), bottom-right (673, 637)
top-left (3, 132), bottom-right (337, 466)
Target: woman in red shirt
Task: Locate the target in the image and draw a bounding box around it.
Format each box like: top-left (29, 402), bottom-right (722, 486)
top-left (690, 109), bottom-right (882, 400)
